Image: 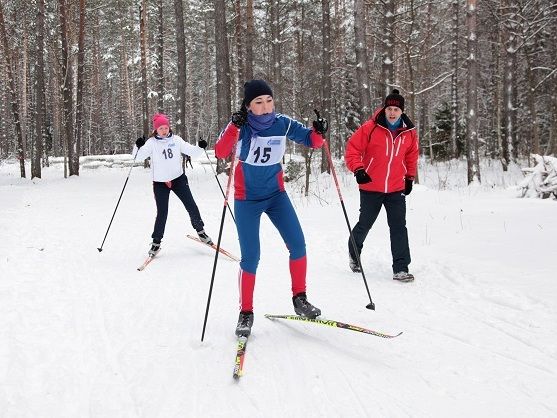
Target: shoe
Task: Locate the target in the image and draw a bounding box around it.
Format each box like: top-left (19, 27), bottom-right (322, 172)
top-left (235, 311), bottom-right (254, 337)
top-left (197, 229), bottom-right (214, 245)
top-left (349, 254), bottom-right (361, 273)
top-left (292, 292), bottom-right (321, 318)
top-left (393, 271), bottom-right (414, 282)
top-left (148, 241), bottom-right (161, 256)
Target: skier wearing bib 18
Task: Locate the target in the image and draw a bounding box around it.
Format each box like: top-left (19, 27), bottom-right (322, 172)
top-left (213, 79), bottom-right (328, 338)
top-left (133, 113), bottom-right (213, 257)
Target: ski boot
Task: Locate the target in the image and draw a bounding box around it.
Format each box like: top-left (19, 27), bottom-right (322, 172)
top-left (235, 311), bottom-right (254, 337)
top-left (393, 271), bottom-right (414, 282)
top-left (197, 229), bottom-right (214, 246)
top-left (148, 240), bottom-right (161, 257)
top-left (349, 254), bottom-right (361, 273)
top-left (292, 292), bottom-right (321, 318)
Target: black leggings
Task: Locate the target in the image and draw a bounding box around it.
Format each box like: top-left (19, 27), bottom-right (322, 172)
top-left (152, 174), bottom-right (204, 241)
top-left (348, 190), bottom-right (411, 273)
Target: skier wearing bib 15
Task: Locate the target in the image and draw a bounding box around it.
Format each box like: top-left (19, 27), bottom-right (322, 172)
top-left (212, 79), bottom-right (328, 337)
top-left (133, 113), bottom-right (213, 256)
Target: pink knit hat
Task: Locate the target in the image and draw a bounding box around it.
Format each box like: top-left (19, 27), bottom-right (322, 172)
top-left (152, 113), bottom-right (170, 130)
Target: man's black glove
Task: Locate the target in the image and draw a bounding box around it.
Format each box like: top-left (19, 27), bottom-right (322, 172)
top-left (404, 178), bottom-right (413, 195)
top-left (354, 168), bottom-right (372, 184)
top-left (198, 139), bottom-right (208, 149)
top-left (231, 109), bottom-right (248, 128)
top-left (312, 117), bottom-right (329, 135)
top-left (135, 136), bottom-right (146, 149)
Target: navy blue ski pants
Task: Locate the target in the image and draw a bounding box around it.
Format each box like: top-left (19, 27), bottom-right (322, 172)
top-left (152, 174), bottom-right (204, 241)
top-left (348, 190), bottom-right (411, 273)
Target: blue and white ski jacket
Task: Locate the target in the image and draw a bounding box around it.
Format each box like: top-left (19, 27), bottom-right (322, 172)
top-left (215, 114), bottom-right (323, 200)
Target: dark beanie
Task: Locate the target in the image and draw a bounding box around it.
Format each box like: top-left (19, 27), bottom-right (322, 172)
top-left (243, 79), bottom-right (273, 107)
top-left (384, 89), bottom-right (404, 111)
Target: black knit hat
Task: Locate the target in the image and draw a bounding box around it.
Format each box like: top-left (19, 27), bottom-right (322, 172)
top-left (384, 89), bottom-right (404, 111)
top-left (243, 79), bottom-right (273, 108)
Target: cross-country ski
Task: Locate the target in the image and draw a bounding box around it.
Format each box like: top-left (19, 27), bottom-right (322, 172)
top-left (137, 252), bottom-right (159, 271)
top-left (232, 336), bottom-right (248, 380)
top-left (186, 234), bottom-right (239, 261)
top-left (264, 314), bottom-right (402, 339)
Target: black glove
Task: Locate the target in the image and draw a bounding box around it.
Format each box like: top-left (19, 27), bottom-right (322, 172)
top-left (404, 178), bottom-right (413, 195)
top-left (135, 136), bottom-right (146, 148)
top-left (198, 139), bottom-right (208, 149)
top-left (231, 109), bottom-right (248, 128)
top-left (312, 117), bottom-right (329, 135)
top-left (354, 168), bottom-right (372, 184)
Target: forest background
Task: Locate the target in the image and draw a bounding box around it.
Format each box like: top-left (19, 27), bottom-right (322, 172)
top-left (0, 0), bottom-right (556, 183)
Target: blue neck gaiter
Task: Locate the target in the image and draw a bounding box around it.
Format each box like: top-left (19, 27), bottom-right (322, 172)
top-left (386, 117), bottom-right (402, 132)
top-left (248, 111), bottom-right (276, 136)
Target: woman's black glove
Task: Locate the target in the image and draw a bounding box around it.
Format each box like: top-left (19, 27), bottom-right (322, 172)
top-left (135, 136), bottom-right (146, 148)
top-left (354, 168), bottom-right (372, 184)
top-left (198, 139), bottom-right (208, 149)
top-left (231, 109), bottom-right (248, 128)
top-left (312, 117), bottom-right (329, 135)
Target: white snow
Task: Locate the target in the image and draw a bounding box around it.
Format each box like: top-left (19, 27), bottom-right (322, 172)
top-left (1, 156), bottom-right (556, 417)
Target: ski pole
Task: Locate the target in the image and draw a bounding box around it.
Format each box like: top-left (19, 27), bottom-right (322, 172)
top-left (97, 151), bottom-right (138, 252)
top-left (318, 110), bottom-right (375, 310)
top-left (202, 145), bottom-right (236, 224)
top-left (201, 135), bottom-right (239, 341)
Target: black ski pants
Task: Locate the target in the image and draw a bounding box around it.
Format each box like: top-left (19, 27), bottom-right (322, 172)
top-left (152, 173), bottom-right (204, 242)
top-left (348, 190), bottom-right (411, 273)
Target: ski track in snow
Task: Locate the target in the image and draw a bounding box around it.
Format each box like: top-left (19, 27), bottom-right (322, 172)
top-left (1, 160), bottom-right (557, 417)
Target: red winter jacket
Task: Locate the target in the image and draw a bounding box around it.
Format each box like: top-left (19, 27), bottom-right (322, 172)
top-left (345, 107), bottom-right (419, 193)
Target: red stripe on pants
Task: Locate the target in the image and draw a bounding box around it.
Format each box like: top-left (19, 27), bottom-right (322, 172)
top-left (290, 256), bottom-right (306, 296)
top-left (238, 269), bottom-right (256, 312)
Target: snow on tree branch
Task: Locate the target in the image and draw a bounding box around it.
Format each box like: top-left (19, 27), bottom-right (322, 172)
top-left (519, 155), bottom-right (557, 200)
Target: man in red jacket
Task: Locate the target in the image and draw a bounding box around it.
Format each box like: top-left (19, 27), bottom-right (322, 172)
top-left (344, 89), bottom-right (419, 282)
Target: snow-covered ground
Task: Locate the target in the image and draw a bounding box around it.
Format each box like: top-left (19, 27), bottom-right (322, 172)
top-left (1, 156), bottom-right (556, 417)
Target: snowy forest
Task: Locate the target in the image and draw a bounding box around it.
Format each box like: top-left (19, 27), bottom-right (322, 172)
top-left (0, 0), bottom-right (556, 184)
top-left (2, 1), bottom-right (557, 415)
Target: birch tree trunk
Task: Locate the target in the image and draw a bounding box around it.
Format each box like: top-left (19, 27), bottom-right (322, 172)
top-left (466, 0), bottom-right (480, 183)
